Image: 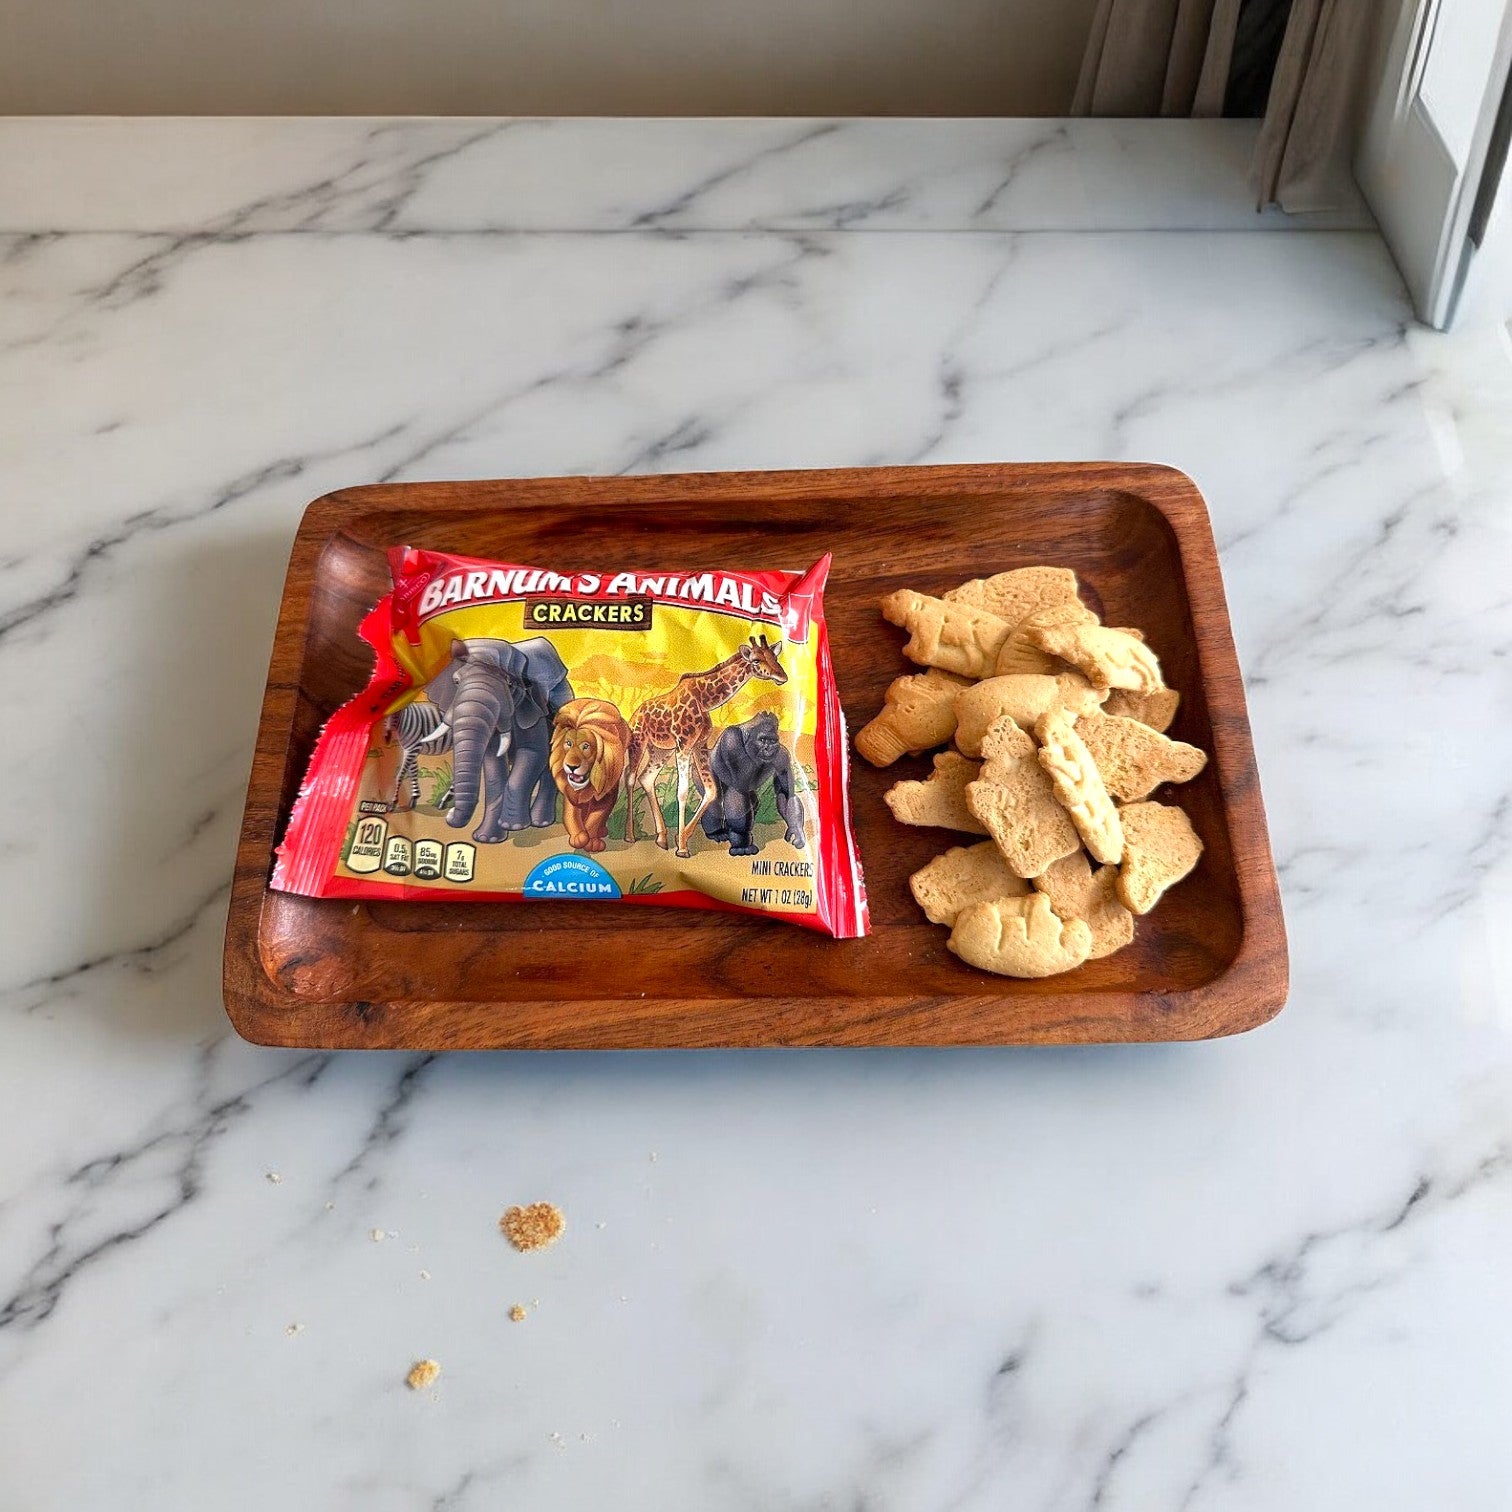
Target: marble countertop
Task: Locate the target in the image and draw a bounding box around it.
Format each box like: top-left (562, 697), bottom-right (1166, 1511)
top-left (2, 117), bottom-right (1509, 1509)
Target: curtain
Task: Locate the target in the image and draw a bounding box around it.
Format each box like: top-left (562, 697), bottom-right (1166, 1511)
top-left (1225, 0), bottom-right (1295, 115)
top-left (1074, 0), bottom-right (1246, 117)
top-left (1073, 0), bottom-right (1376, 210)
top-left (1252, 0), bottom-right (1377, 211)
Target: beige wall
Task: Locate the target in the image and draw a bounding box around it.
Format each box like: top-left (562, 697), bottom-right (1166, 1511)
top-left (0, 0), bottom-right (1095, 116)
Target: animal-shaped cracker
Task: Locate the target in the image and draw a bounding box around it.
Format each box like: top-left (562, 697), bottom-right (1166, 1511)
top-left (1030, 622), bottom-right (1163, 695)
top-left (1035, 709), bottom-right (1124, 865)
top-left (1117, 801), bottom-right (1203, 914)
top-left (879, 590), bottom-right (1013, 680)
top-left (954, 672), bottom-right (1104, 757)
top-left (943, 566), bottom-right (1085, 628)
top-left (992, 602), bottom-right (1099, 676)
top-left (948, 892), bottom-right (1093, 978)
top-left (909, 841), bottom-right (1029, 926)
top-left (964, 716), bottom-right (1080, 878)
top-left (1032, 850), bottom-right (1134, 960)
top-left (855, 668), bottom-right (970, 767)
top-left (869, 559), bottom-right (1213, 980)
top-left (1074, 712), bottom-right (1207, 802)
top-left (884, 751), bottom-right (986, 833)
top-left (1103, 686), bottom-right (1180, 733)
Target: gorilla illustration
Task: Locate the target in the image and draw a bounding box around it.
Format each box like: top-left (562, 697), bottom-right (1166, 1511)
top-left (699, 711), bottom-right (806, 857)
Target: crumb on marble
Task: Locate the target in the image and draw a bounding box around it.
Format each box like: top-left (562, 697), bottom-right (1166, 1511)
top-left (370, 1228), bottom-right (386, 1242)
top-left (265, 1171), bottom-right (282, 1184)
top-left (500, 1203), bottom-right (565, 1252)
top-left (509, 1304), bottom-right (527, 1322)
top-left (419, 1269), bottom-right (432, 1282)
top-left (406, 1359), bottom-right (441, 1391)
top-left (285, 1322), bottom-right (304, 1337)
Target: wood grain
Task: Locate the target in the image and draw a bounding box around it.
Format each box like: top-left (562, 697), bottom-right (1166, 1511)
top-left (223, 464), bottom-right (1288, 1047)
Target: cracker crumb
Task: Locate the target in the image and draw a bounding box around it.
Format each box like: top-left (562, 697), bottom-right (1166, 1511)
top-left (596, 1221), bottom-right (606, 1230)
top-left (284, 1323), bottom-right (304, 1337)
top-left (324, 1202), bottom-right (335, 1212)
top-left (509, 1304), bottom-right (527, 1322)
top-left (265, 1171), bottom-right (282, 1184)
top-left (406, 1359), bottom-right (440, 1391)
top-left (649, 1151), bottom-right (658, 1162)
top-left (419, 1269), bottom-right (432, 1282)
top-left (500, 1203), bottom-right (565, 1252)
top-left (370, 1228), bottom-right (386, 1242)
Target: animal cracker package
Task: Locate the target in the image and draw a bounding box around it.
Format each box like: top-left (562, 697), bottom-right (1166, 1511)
top-left (272, 547), bottom-right (869, 937)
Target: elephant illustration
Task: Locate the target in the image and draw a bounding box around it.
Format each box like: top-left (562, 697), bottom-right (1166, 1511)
top-left (424, 637), bottom-right (574, 842)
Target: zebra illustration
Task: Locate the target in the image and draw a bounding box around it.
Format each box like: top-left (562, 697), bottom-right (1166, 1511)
top-left (383, 700), bottom-right (454, 811)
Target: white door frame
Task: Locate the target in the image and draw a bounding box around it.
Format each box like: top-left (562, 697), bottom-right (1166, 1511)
top-left (1357, 0), bottom-right (1512, 327)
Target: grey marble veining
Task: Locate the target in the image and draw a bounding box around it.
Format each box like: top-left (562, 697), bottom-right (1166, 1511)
top-left (0, 117), bottom-right (1371, 233)
top-left (0, 118), bottom-right (1509, 1510)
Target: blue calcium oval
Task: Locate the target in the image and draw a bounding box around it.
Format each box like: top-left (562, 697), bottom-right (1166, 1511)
top-left (522, 854), bottom-right (623, 900)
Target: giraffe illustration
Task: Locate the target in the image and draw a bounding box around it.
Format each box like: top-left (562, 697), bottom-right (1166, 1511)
top-left (624, 635), bottom-right (788, 857)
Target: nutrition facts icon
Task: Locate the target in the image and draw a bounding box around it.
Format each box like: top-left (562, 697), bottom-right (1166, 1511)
top-left (383, 836), bottom-right (413, 876)
top-left (345, 816), bottom-right (388, 874)
top-left (443, 842), bottom-right (476, 884)
top-left (413, 839), bottom-right (443, 881)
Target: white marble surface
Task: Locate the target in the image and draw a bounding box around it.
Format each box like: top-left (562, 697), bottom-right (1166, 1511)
top-left (1, 117), bottom-right (1509, 1509)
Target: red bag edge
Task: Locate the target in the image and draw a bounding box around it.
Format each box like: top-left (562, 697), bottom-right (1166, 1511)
top-left (269, 596), bottom-right (413, 896)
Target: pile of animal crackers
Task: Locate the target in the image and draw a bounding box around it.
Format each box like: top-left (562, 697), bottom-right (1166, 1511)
top-left (856, 567), bottom-right (1208, 978)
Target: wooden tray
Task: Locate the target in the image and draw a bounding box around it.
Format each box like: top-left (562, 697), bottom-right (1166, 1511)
top-left (224, 464), bottom-right (1287, 1048)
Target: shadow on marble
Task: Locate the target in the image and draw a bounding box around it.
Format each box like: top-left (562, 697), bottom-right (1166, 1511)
top-left (72, 529), bottom-right (297, 1046)
top-left (357, 1039), bottom-right (1211, 1094)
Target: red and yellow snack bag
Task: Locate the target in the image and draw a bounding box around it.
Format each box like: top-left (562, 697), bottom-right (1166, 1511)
top-left (272, 548), bottom-right (868, 938)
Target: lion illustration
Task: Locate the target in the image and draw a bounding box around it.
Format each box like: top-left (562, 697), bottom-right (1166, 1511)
top-left (549, 698), bottom-right (631, 853)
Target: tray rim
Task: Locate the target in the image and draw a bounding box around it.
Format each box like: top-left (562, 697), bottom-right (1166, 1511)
top-left (222, 462), bottom-right (1288, 1049)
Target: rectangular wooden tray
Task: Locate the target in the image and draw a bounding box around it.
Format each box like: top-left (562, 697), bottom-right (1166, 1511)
top-left (224, 464), bottom-right (1287, 1047)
